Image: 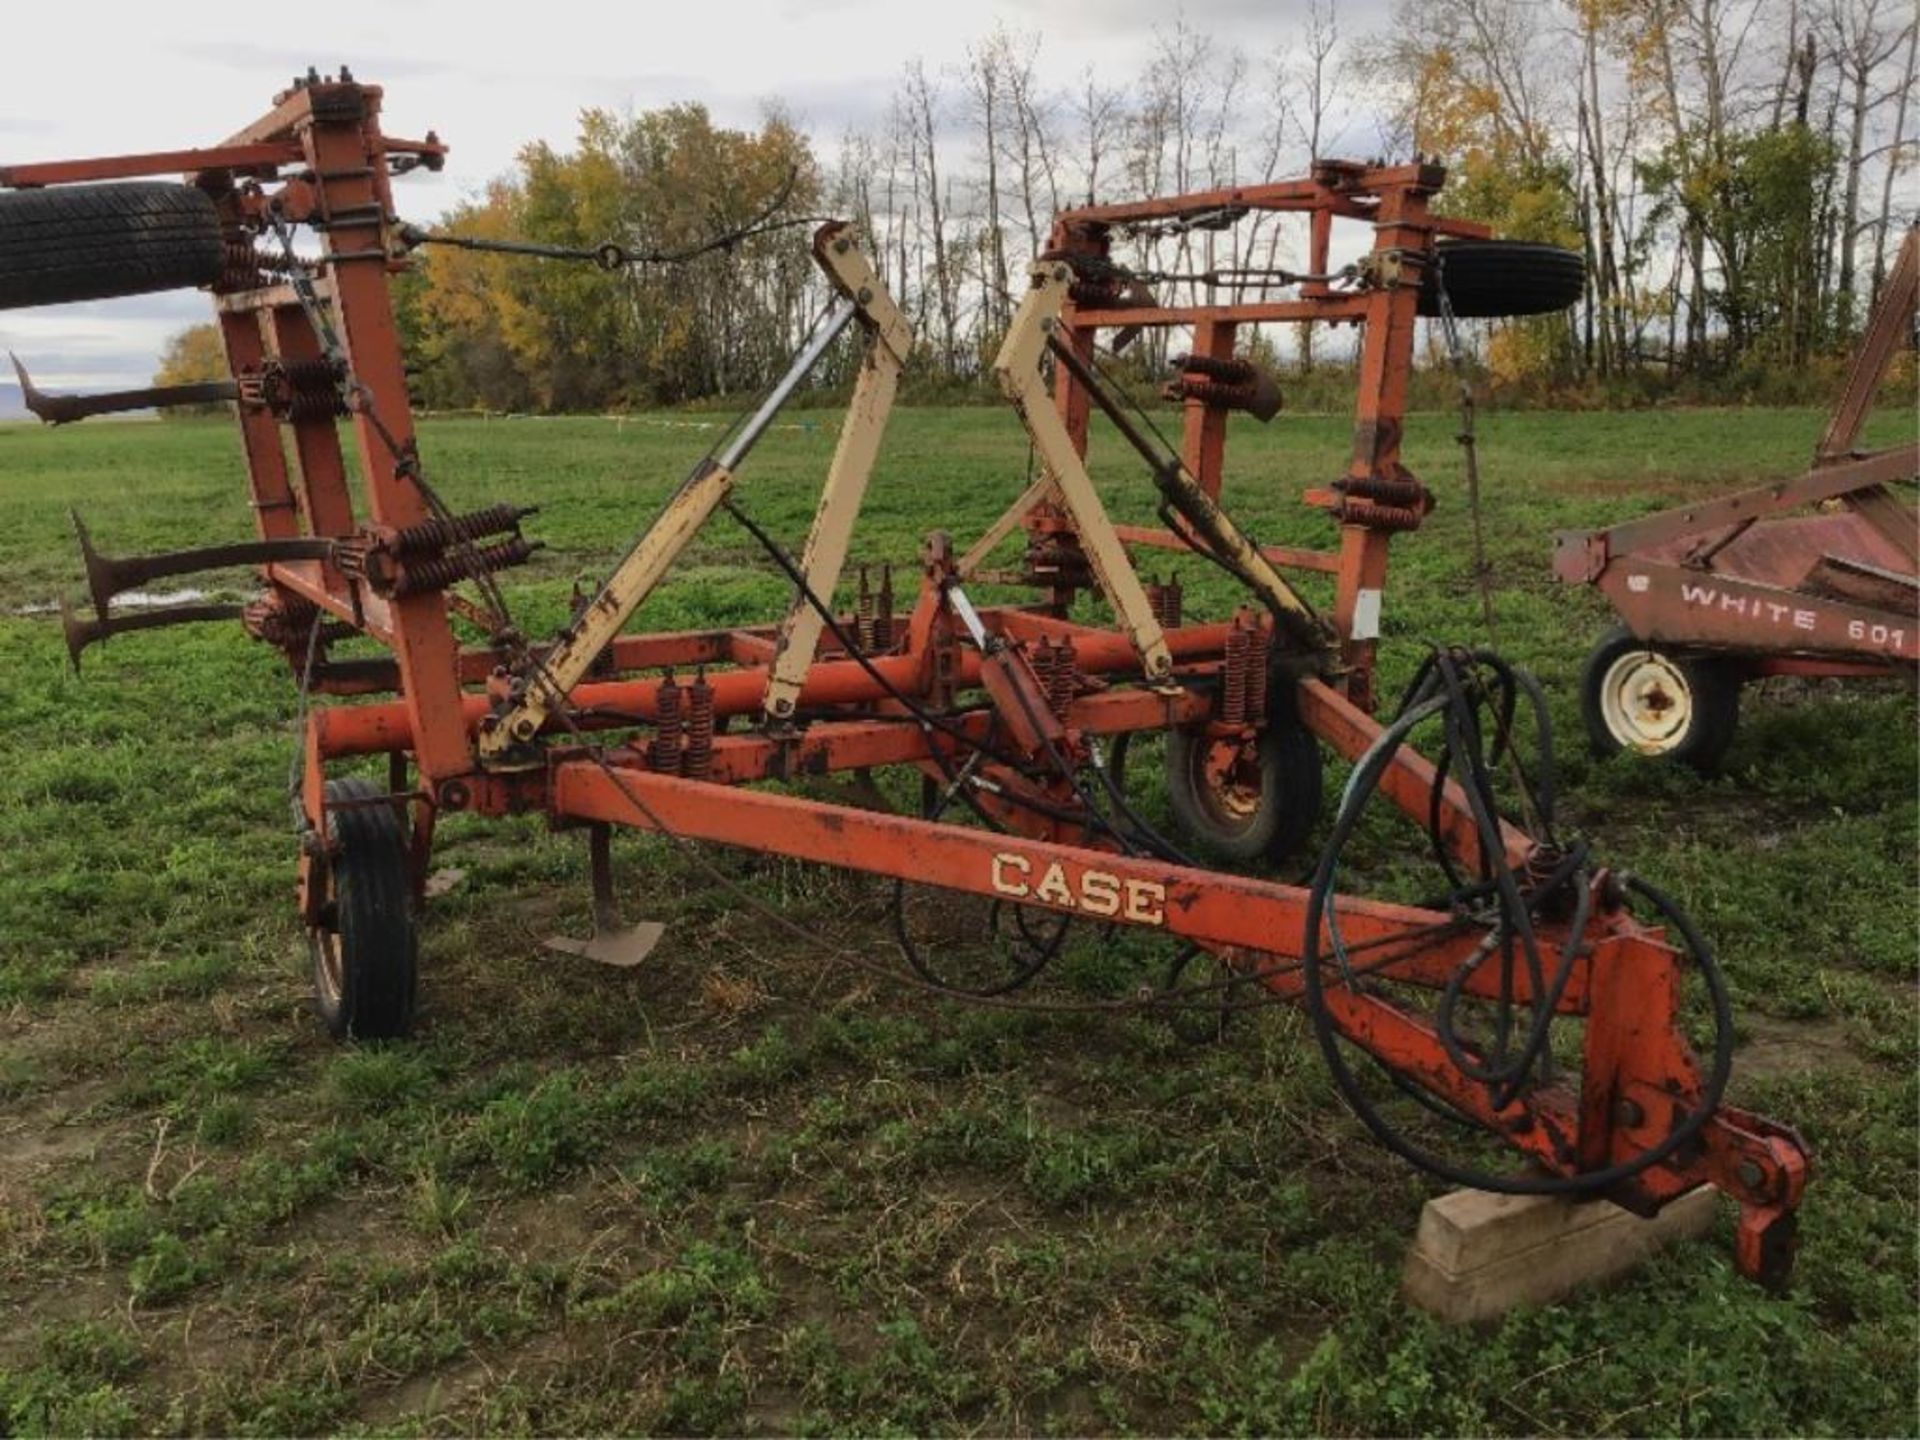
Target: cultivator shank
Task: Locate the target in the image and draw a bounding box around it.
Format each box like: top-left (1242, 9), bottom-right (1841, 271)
top-left (6, 81), bottom-right (1812, 1288)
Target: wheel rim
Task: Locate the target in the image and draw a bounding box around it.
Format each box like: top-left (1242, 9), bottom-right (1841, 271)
top-left (308, 865), bottom-right (343, 1006)
top-left (1188, 736), bottom-right (1263, 830)
top-left (1599, 650), bottom-right (1694, 753)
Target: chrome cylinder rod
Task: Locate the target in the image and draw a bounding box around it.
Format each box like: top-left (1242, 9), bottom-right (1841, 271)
top-left (717, 299), bottom-right (858, 472)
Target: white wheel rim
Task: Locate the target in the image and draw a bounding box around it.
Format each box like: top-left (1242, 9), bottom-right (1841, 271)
top-left (1599, 650), bottom-right (1694, 753)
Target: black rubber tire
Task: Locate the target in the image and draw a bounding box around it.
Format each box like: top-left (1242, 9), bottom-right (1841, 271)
top-left (1418, 239), bottom-right (1585, 319)
top-left (0, 182), bottom-right (224, 310)
top-left (1579, 626), bottom-right (1741, 773)
top-left (1165, 687), bottom-right (1324, 865)
top-left (309, 777), bottom-right (418, 1041)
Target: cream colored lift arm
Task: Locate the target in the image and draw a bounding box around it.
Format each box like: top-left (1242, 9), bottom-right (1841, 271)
top-left (479, 226), bottom-right (903, 761)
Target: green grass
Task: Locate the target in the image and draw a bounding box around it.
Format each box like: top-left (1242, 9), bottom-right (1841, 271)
top-left (0, 404), bottom-right (1914, 1436)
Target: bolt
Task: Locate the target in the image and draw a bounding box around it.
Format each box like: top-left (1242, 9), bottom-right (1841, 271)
top-left (437, 779), bottom-right (470, 811)
top-left (834, 237), bottom-right (851, 254)
top-left (1615, 1098), bottom-right (1645, 1128)
top-left (857, 287), bottom-right (873, 305)
top-left (1736, 1159), bottom-right (1767, 1192)
top-left (512, 717), bottom-right (537, 740)
top-left (1053, 265), bottom-right (1070, 282)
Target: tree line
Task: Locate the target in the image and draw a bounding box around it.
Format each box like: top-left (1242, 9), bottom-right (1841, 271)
top-left (158, 2), bottom-right (1915, 410)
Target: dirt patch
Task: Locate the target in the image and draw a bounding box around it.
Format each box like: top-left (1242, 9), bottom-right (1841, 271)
top-left (1736, 1013), bottom-right (1867, 1081)
top-left (0, 1077), bottom-right (116, 1175)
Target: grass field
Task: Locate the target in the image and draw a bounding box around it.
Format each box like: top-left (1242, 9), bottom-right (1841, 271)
top-left (0, 404), bottom-right (1914, 1436)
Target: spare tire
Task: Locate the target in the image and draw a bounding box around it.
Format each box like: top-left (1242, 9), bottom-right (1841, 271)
top-left (1417, 238), bottom-right (1584, 318)
top-left (0, 182), bottom-right (224, 310)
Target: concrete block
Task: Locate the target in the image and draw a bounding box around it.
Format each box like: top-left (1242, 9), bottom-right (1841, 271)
top-left (1402, 1185), bottom-right (1720, 1324)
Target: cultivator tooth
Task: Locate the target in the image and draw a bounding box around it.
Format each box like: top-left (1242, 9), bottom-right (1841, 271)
top-left (59, 597), bottom-right (244, 671)
top-left (542, 823), bottom-right (664, 969)
top-left (70, 509), bottom-right (336, 620)
top-left (10, 352), bottom-right (236, 426)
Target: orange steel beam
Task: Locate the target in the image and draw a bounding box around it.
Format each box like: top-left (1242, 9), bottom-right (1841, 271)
top-left (547, 762), bottom-right (1804, 1229)
top-left (0, 141), bottom-right (302, 187)
top-left (312, 620), bottom-right (1240, 760)
top-left (1110, 523), bottom-right (1341, 575)
top-left (1299, 679), bottom-right (1534, 875)
top-left (1071, 298), bottom-right (1371, 328)
top-left (549, 760), bottom-right (1589, 1008)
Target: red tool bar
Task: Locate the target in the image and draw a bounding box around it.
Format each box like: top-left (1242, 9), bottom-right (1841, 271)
top-left (1110, 523), bottom-right (1342, 575)
top-left (1299, 679), bottom-right (1535, 874)
top-left (0, 142), bottom-right (302, 187)
top-left (1074, 298), bottom-right (1372, 329)
top-left (312, 620), bottom-right (1238, 759)
top-left (549, 759), bottom-right (1597, 1009)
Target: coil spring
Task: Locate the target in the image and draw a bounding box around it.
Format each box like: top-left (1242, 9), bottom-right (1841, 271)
top-left (1341, 474), bottom-right (1430, 508)
top-left (1164, 376), bottom-right (1264, 411)
top-left (1336, 498), bottom-right (1424, 532)
top-left (216, 241), bottom-right (268, 294)
top-left (1246, 622), bottom-right (1272, 723)
top-left (856, 565), bottom-right (877, 651)
top-left (875, 563), bottom-right (895, 650)
top-left (1147, 575), bottom-right (1184, 630)
top-left (651, 671), bottom-right (684, 774)
top-left (1030, 638), bottom-right (1058, 709)
top-left (1173, 353), bottom-right (1257, 384)
top-left (389, 536), bottom-right (536, 596)
top-left (682, 669), bottom-right (715, 780)
top-left (1047, 634), bottom-right (1078, 718)
top-left (1222, 622), bottom-right (1252, 725)
top-left (391, 503), bottom-right (529, 557)
top-left (282, 358), bottom-right (348, 421)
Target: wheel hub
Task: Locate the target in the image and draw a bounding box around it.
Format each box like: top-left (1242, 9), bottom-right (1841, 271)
top-left (1599, 650), bottom-right (1694, 753)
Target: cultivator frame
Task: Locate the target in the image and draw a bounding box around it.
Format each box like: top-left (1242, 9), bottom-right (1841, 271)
top-left (6, 79), bottom-right (1812, 1288)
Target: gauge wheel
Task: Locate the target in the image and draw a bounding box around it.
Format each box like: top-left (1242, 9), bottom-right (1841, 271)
top-left (0, 183), bottom-right (225, 310)
top-left (1416, 238), bottom-right (1586, 318)
top-left (308, 776), bottom-right (418, 1040)
top-left (1165, 699), bottom-right (1323, 865)
top-left (1580, 627), bottom-right (1741, 772)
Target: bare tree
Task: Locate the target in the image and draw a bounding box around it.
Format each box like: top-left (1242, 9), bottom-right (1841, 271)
top-left (1073, 68), bottom-right (1125, 207)
top-left (962, 38), bottom-right (1011, 333)
top-left (1868, 13), bottom-right (1917, 303)
top-left (903, 60), bottom-right (960, 371)
top-left (1829, 0), bottom-right (1913, 329)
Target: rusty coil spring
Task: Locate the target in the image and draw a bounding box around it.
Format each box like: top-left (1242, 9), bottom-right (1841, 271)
top-left (1336, 498), bottom-right (1425, 532)
top-left (650, 671), bottom-right (684, 774)
top-left (1163, 376), bottom-right (1263, 410)
top-left (1068, 277), bottom-right (1129, 308)
top-left (390, 502), bottom-right (530, 556)
top-left (1221, 623), bottom-right (1253, 725)
top-left (856, 566), bottom-right (877, 652)
top-left (1029, 638), bottom-right (1058, 706)
top-left (1047, 635), bottom-right (1079, 718)
top-left (1173, 353), bottom-right (1257, 384)
top-left (1147, 576), bottom-right (1184, 630)
top-left (682, 669), bottom-right (715, 780)
top-left (389, 536), bottom-right (537, 597)
top-left (1340, 474), bottom-right (1431, 509)
top-left (214, 240), bottom-right (297, 294)
top-left (1246, 623), bottom-right (1272, 723)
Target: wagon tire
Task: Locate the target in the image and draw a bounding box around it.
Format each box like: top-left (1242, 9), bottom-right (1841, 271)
top-left (1166, 683), bottom-right (1324, 865)
top-left (1580, 626), bottom-right (1741, 773)
top-left (0, 182), bottom-right (225, 311)
top-left (1418, 238), bottom-right (1586, 319)
top-left (309, 777), bottom-right (418, 1041)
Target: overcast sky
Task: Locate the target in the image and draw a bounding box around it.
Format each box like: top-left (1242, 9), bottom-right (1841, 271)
top-left (0, 0), bottom-right (1382, 395)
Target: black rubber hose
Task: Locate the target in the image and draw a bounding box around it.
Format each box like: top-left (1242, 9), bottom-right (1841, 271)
top-left (1299, 664), bottom-right (1735, 1196)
